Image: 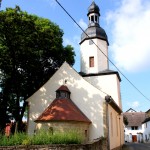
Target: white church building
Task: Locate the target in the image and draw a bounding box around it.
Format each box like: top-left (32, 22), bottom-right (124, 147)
top-left (27, 2), bottom-right (124, 150)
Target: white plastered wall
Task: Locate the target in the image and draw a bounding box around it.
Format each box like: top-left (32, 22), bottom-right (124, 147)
top-left (80, 39), bottom-right (108, 74)
top-left (84, 74), bottom-right (122, 108)
top-left (27, 62), bottom-right (106, 141)
top-left (142, 121), bottom-right (150, 142)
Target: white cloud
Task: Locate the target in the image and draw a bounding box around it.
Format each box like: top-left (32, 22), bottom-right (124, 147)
top-left (106, 0), bottom-right (150, 72)
top-left (78, 19), bottom-right (87, 30)
top-left (132, 101), bottom-right (140, 108)
top-left (63, 36), bottom-right (80, 48)
top-left (43, 0), bottom-right (56, 8)
top-left (127, 101), bottom-right (140, 109)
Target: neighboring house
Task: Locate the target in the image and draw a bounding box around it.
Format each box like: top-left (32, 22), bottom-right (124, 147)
top-left (142, 110), bottom-right (150, 143)
top-left (145, 109), bottom-right (150, 117)
top-left (27, 2), bottom-right (124, 150)
top-left (124, 108), bottom-right (146, 143)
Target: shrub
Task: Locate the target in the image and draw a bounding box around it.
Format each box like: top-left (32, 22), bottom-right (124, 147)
top-left (0, 132), bottom-right (28, 146)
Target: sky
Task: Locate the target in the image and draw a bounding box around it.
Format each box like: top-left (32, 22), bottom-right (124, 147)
top-left (1, 0), bottom-right (150, 112)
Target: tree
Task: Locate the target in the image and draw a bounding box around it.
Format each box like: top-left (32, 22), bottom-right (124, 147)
top-left (0, 0), bottom-right (2, 9)
top-left (0, 6), bottom-right (75, 132)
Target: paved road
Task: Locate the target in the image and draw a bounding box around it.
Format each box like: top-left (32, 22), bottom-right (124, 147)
top-left (122, 143), bottom-right (150, 150)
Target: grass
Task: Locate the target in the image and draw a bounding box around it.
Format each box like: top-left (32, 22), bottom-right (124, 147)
top-left (0, 130), bottom-right (83, 146)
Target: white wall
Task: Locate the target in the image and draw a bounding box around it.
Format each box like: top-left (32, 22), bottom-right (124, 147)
top-left (27, 62), bottom-right (106, 141)
top-left (84, 74), bottom-right (121, 108)
top-left (142, 121), bottom-right (150, 143)
top-left (124, 126), bottom-right (144, 143)
top-left (80, 39), bottom-right (108, 74)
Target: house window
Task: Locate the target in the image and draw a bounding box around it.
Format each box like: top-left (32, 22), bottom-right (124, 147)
top-left (145, 135), bottom-right (147, 141)
top-left (89, 57), bottom-right (94, 67)
top-left (131, 126), bottom-right (138, 130)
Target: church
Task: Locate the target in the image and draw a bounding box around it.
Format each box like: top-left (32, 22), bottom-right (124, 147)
top-left (27, 2), bottom-right (124, 150)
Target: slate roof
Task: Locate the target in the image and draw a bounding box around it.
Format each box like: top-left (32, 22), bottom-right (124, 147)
top-left (80, 69), bottom-right (121, 82)
top-left (123, 112), bottom-right (146, 127)
top-left (35, 97), bottom-right (91, 123)
top-left (126, 108), bottom-right (136, 112)
top-left (80, 2), bottom-right (109, 45)
top-left (88, 1), bottom-right (100, 16)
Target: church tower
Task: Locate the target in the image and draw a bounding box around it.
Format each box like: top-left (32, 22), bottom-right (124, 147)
top-left (80, 1), bottom-right (109, 74)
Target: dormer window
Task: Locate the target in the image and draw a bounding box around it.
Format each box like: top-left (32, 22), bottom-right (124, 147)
top-left (56, 85), bottom-right (71, 99)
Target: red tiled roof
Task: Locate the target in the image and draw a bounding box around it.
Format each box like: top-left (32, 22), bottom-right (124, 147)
top-left (123, 112), bottom-right (146, 127)
top-left (35, 98), bottom-right (91, 123)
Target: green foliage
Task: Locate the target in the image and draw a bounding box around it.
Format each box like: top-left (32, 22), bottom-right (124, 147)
top-left (0, 130), bottom-right (83, 146)
top-left (0, 5), bottom-right (75, 130)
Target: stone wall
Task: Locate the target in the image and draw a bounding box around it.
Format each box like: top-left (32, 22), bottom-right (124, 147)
top-left (0, 139), bottom-right (107, 150)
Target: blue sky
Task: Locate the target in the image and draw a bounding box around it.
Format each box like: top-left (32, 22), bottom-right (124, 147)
top-left (1, 0), bottom-right (150, 112)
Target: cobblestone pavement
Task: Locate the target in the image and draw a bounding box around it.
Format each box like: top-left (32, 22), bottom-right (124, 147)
top-left (122, 143), bottom-right (150, 150)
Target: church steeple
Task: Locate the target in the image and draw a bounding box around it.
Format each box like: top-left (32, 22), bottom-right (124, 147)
top-left (87, 1), bottom-right (100, 27)
top-left (80, 2), bottom-right (109, 74)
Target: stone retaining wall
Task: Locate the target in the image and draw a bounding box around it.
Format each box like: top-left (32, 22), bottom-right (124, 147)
top-left (0, 139), bottom-right (107, 150)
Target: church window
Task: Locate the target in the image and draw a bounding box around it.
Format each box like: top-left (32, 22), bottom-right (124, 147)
top-left (85, 130), bottom-right (87, 137)
top-left (49, 127), bottom-right (53, 135)
top-left (89, 57), bottom-right (94, 67)
top-left (56, 87), bottom-right (70, 99)
top-left (60, 92), bottom-right (66, 98)
top-left (56, 92), bottom-right (60, 98)
top-left (95, 16), bottom-right (97, 22)
top-left (91, 16), bottom-right (94, 22)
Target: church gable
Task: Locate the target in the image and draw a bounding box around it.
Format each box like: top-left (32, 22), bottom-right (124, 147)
top-left (27, 61), bottom-right (106, 140)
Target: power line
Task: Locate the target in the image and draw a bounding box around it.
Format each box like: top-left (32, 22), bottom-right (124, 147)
top-left (55, 0), bottom-right (150, 102)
